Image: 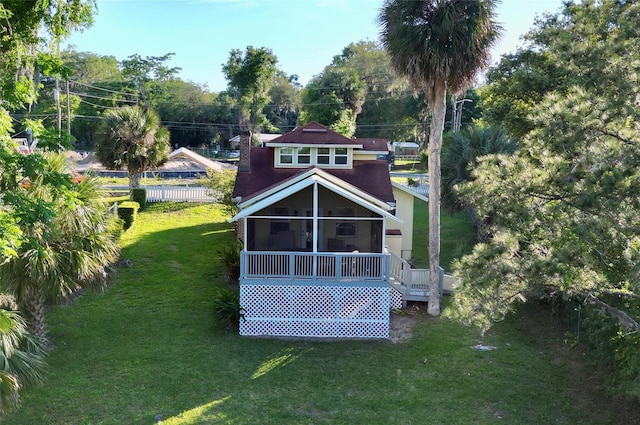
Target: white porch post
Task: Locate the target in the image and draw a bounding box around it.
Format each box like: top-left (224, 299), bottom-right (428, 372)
top-left (313, 181), bottom-right (319, 279)
top-left (382, 218), bottom-right (387, 254)
top-left (313, 181), bottom-right (319, 252)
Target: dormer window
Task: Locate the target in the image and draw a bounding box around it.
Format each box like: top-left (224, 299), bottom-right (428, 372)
top-left (275, 146), bottom-right (352, 168)
top-left (298, 147), bottom-right (311, 164)
top-left (317, 148), bottom-right (330, 165)
top-left (335, 148), bottom-right (348, 165)
top-left (280, 147), bottom-right (294, 164)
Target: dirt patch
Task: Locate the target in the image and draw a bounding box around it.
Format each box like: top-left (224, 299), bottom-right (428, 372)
top-left (389, 305), bottom-right (422, 343)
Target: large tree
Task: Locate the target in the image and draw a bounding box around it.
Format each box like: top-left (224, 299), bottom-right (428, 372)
top-left (379, 0), bottom-right (501, 315)
top-left (94, 105), bottom-right (171, 191)
top-left (222, 46), bottom-right (278, 133)
top-left (0, 153), bottom-right (121, 339)
top-left (450, 0), bottom-right (640, 397)
top-left (300, 68), bottom-right (365, 137)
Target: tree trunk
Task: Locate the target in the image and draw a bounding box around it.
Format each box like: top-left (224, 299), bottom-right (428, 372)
top-left (129, 170), bottom-right (141, 197)
top-left (23, 286), bottom-right (48, 342)
top-left (427, 79), bottom-right (447, 317)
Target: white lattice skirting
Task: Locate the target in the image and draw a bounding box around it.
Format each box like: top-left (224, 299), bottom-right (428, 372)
top-left (240, 283), bottom-right (390, 338)
top-left (390, 286), bottom-right (403, 310)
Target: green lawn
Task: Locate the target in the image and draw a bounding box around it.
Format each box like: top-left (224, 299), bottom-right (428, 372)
top-left (4, 202), bottom-right (629, 424)
top-left (411, 199), bottom-right (477, 272)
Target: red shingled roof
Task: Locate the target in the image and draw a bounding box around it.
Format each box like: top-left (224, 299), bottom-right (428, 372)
top-left (266, 122), bottom-right (360, 146)
top-left (232, 147), bottom-right (395, 204)
top-left (233, 122), bottom-right (395, 204)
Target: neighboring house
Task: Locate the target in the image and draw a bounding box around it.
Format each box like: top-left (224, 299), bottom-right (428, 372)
top-left (393, 141), bottom-right (420, 156)
top-left (73, 147), bottom-right (233, 178)
top-left (228, 133), bottom-right (281, 150)
top-left (231, 122), bottom-right (440, 339)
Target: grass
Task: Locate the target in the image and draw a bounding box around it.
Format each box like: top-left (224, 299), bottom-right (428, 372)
top-left (4, 202), bottom-right (633, 424)
top-left (411, 199), bottom-right (477, 272)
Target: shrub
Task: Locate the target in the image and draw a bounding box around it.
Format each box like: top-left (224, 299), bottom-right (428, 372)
top-left (131, 188), bottom-right (147, 209)
top-left (211, 286), bottom-right (244, 327)
top-left (117, 201), bottom-right (140, 230)
top-left (216, 240), bottom-right (241, 282)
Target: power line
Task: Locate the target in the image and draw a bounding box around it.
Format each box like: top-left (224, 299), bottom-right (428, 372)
top-left (69, 91), bottom-right (137, 103)
top-left (69, 79), bottom-right (137, 97)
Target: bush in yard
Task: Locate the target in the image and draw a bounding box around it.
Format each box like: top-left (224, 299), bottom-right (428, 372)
top-left (131, 188), bottom-right (147, 209)
top-left (117, 201), bottom-right (140, 230)
top-left (565, 296), bottom-right (640, 399)
top-left (216, 240), bottom-right (241, 283)
top-left (211, 286), bottom-right (244, 327)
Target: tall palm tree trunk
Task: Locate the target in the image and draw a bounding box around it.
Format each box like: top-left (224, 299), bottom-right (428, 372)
top-left (129, 169), bottom-right (141, 195)
top-left (23, 287), bottom-right (48, 341)
top-left (427, 79), bottom-right (446, 316)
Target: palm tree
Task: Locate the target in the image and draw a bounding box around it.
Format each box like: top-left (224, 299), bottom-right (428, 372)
top-left (0, 153), bottom-right (121, 339)
top-left (0, 295), bottom-right (47, 415)
top-left (379, 0), bottom-right (502, 315)
top-left (95, 105), bottom-right (171, 193)
top-left (442, 124), bottom-right (517, 214)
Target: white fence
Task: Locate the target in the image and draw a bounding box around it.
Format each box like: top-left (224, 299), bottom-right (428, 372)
top-left (145, 185), bottom-right (218, 203)
top-left (104, 184), bottom-right (219, 203)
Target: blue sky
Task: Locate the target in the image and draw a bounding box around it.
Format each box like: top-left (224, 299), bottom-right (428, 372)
top-left (64, 0), bottom-right (565, 92)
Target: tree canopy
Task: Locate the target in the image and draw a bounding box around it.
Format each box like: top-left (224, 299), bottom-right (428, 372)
top-left (451, 0), bottom-right (640, 398)
top-left (94, 105), bottom-right (171, 191)
top-left (222, 46), bottom-right (278, 134)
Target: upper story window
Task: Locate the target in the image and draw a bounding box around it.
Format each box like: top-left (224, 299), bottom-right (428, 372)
top-left (298, 147), bottom-right (311, 165)
top-left (335, 148), bottom-right (348, 165)
top-left (317, 148), bottom-right (330, 165)
top-left (276, 146), bottom-right (352, 168)
top-left (280, 147), bottom-right (294, 164)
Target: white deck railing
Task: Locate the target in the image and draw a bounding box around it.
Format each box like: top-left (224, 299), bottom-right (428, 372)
top-left (241, 251), bottom-right (390, 282)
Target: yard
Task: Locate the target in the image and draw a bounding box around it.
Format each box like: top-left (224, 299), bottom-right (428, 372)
top-left (4, 202), bottom-right (636, 424)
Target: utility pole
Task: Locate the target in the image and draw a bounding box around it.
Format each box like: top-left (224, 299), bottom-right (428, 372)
top-left (54, 79), bottom-right (62, 135)
top-left (66, 80), bottom-right (71, 137)
top-left (452, 98), bottom-right (472, 131)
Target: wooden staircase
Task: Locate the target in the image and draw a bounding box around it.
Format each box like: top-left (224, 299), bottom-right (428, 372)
top-left (388, 252), bottom-right (444, 307)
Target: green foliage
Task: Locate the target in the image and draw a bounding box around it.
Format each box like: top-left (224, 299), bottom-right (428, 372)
top-left (379, 0), bottom-right (502, 102)
top-left (222, 46), bottom-right (278, 132)
top-left (449, 0), bottom-right (640, 400)
top-left (94, 105), bottom-right (171, 191)
top-left (441, 124), bottom-right (518, 214)
top-left (130, 188), bottom-right (146, 208)
top-left (264, 71), bottom-right (300, 132)
top-left (216, 241), bottom-right (241, 283)
top-left (0, 301), bottom-right (47, 415)
top-left (300, 67), bottom-right (365, 137)
top-left (0, 153), bottom-right (121, 339)
top-left (480, 49), bottom-right (564, 139)
top-left (379, 0), bottom-right (502, 316)
top-left (211, 286), bottom-right (244, 327)
top-left (117, 201), bottom-right (140, 230)
top-left (120, 53), bottom-right (180, 108)
top-left (201, 168), bottom-right (237, 216)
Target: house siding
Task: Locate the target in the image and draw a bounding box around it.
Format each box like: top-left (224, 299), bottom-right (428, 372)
top-left (389, 188), bottom-right (415, 260)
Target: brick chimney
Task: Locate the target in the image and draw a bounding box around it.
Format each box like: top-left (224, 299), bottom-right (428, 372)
top-left (238, 130), bottom-right (252, 172)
